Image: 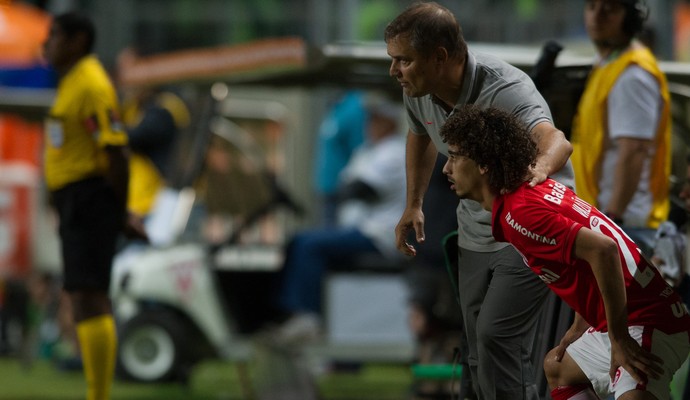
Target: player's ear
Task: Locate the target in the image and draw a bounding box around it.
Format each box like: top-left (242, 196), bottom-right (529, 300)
top-left (478, 165), bottom-right (488, 175)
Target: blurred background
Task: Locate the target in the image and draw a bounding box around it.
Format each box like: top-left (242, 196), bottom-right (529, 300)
top-left (13, 0), bottom-right (686, 62)
top-left (2, 0), bottom-right (690, 399)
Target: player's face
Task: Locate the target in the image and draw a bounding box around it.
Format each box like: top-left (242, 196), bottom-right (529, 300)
top-left (584, 0), bottom-right (628, 48)
top-left (442, 144), bottom-right (485, 201)
top-left (387, 34), bottom-right (438, 98)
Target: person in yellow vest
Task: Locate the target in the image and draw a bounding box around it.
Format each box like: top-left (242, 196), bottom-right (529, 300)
top-left (121, 87), bottom-right (190, 217)
top-left (43, 12), bottom-right (146, 400)
top-left (570, 0), bottom-right (671, 256)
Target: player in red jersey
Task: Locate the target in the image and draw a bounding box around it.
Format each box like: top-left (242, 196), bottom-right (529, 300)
top-left (437, 105), bottom-right (690, 400)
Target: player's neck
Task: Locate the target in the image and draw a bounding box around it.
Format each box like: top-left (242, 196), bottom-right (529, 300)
top-left (480, 187), bottom-right (495, 212)
top-left (56, 55), bottom-right (85, 80)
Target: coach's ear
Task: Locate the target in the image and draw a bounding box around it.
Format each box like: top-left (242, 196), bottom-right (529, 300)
top-left (479, 165), bottom-right (488, 175)
top-left (433, 46), bottom-right (449, 65)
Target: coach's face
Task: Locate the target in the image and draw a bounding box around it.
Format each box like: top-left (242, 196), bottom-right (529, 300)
top-left (442, 144), bottom-right (485, 202)
top-left (387, 34), bottom-right (439, 98)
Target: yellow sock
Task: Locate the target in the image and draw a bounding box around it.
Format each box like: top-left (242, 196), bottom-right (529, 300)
top-left (76, 314), bottom-right (117, 400)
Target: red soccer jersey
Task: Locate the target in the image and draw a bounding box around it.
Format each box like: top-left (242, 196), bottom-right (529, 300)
top-left (492, 179), bottom-right (690, 334)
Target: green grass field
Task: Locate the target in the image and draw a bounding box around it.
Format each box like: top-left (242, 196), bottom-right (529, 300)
top-left (2, 354), bottom-right (684, 399)
top-left (0, 357), bottom-right (414, 400)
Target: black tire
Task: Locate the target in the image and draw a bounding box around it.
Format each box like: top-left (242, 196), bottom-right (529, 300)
top-left (116, 311), bottom-right (193, 382)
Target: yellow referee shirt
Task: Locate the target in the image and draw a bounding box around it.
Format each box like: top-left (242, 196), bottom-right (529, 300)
top-left (44, 55), bottom-right (128, 191)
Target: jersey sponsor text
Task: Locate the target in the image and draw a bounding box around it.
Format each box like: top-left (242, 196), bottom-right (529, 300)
top-left (505, 212), bottom-right (557, 245)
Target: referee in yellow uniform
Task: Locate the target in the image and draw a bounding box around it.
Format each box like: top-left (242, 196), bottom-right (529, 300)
top-left (43, 12), bottom-right (145, 400)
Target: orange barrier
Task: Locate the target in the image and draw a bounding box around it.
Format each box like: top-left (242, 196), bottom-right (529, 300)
top-left (0, 1), bottom-right (50, 67)
top-left (117, 37), bottom-right (308, 88)
top-left (0, 114), bottom-right (42, 279)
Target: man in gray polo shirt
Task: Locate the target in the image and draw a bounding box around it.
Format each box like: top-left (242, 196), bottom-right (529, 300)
top-left (385, 3), bottom-right (575, 399)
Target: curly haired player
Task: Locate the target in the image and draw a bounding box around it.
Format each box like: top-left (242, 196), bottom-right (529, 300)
top-left (440, 105), bottom-right (690, 400)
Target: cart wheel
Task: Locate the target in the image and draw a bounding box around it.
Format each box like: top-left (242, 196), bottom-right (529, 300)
top-left (116, 311), bottom-right (193, 382)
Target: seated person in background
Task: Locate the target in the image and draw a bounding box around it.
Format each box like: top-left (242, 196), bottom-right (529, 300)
top-left (650, 221), bottom-right (690, 302)
top-left (439, 105), bottom-right (690, 400)
top-left (121, 87), bottom-right (190, 218)
top-left (673, 155), bottom-right (690, 309)
top-left (313, 90), bottom-right (366, 227)
top-left (656, 160), bottom-right (690, 400)
top-left (267, 94), bottom-right (407, 345)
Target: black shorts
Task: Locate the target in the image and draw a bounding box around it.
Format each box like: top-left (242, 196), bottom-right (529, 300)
top-left (51, 177), bottom-right (123, 292)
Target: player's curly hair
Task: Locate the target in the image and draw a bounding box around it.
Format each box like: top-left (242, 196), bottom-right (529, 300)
top-left (440, 105), bottom-right (538, 194)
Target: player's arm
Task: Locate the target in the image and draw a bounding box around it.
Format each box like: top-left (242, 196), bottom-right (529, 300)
top-left (105, 144), bottom-right (149, 241)
top-left (104, 144), bottom-right (130, 211)
top-left (89, 91), bottom-right (129, 210)
top-left (573, 228), bottom-right (628, 340)
top-left (554, 312), bottom-right (590, 362)
top-left (528, 121), bottom-right (572, 186)
top-left (395, 130), bottom-right (436, 256)
top-left (573, 227), bottom-right (663, 383)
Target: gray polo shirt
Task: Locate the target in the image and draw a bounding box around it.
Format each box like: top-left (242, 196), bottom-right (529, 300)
top-left (404, 50), bottom-right (575, 252)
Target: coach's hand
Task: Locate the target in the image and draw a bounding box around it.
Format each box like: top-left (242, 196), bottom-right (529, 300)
top-left (528, 160), bottom-right (550, 187)
top-left (395, 207), bottom-right (424, 257)
top-left (528, 122), bottom-right (572, 187)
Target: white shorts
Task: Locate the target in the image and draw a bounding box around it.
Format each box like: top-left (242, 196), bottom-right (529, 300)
top-left (566, 326), bottom-right (690, 400)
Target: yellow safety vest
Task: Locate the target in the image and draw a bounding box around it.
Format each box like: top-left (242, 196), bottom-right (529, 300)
top-left (570, 46), bottom-right (671, 228)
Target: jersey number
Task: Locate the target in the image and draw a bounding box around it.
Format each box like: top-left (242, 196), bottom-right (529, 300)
top-left (589, 216), bottom-right (654, 288)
